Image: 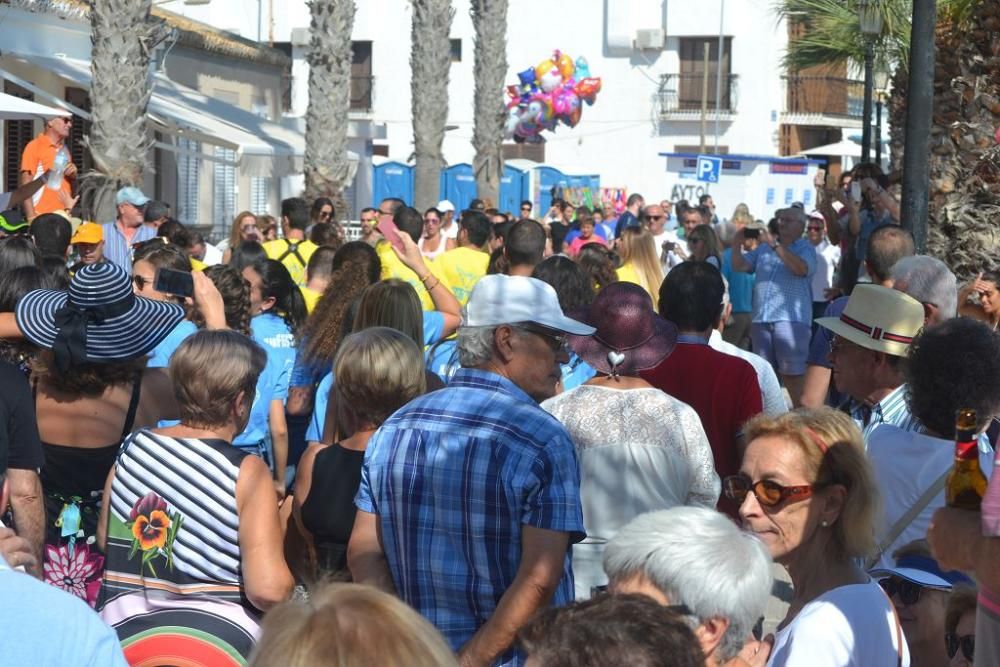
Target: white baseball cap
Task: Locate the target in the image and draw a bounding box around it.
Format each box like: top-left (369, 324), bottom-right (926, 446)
top-left (464, 275), bottom-right (596, 336)
top-left (437, 199), bottom-right (455, 213)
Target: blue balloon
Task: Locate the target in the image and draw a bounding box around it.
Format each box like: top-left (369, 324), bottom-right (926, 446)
top-left (575, 56), bottom-right (591, 80)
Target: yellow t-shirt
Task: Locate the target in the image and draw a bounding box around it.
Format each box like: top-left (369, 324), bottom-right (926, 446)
top-left (376, 241), bottom-right (451, 311)
top-left (433, 246), bottom-right (490, 306)
top-left (301, 286), bottom-right (322, 313)
top-left (616, 263), bottom-right (658, 309)
top-left (190, 257), bottom-right (207, 272)
top-left (263, 238), bottom-right (318, 287)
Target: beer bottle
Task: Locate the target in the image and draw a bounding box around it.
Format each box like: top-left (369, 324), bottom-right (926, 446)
top-left (945, 408), bottom-right (988, 510)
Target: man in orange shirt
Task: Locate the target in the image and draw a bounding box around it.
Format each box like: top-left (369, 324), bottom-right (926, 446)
top-left (20, 115), bottom-right (77, 218)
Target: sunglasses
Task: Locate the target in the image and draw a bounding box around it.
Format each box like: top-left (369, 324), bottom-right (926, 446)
top-left (521, 206), bottom-right (532, 211)
top-left (513, 323), bottom-right (569, 355)
top-left (723, 474), bottom-right (813, 508)
top-left (945, 633), bottom-right (975, 661)
top-left (878, 577), bottom-right (926, 606)
top-left (132, 274), bottom-right (152, 291)
top-left (643, 215), bottom-right (666, 221)
top-left (807, 225), bottom-right (824, 231)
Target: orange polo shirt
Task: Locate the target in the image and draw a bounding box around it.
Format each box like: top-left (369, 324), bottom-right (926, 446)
top-left (20, 133), bottom-right (74, 215)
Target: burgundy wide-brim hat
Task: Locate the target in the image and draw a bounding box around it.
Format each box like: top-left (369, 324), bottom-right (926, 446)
top-left (568, 282), bottom-right (678, 375)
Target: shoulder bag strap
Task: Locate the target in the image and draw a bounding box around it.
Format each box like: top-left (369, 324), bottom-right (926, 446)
top-left (865, 468), bottom-right (950, 569)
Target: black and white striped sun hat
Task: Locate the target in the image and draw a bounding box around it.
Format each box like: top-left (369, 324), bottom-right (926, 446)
top-left (15, 262), bottom-right (185, 369)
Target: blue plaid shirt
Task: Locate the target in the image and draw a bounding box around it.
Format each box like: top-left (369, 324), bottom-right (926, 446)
top-left (356, 368), bottom-right (585, 666)
top-left (742, 238), bottom-right (817, 324)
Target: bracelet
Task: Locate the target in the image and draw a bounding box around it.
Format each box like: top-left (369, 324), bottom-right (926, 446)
top-left (419, 273), bottom-right (434, 284)
top-left (424, 277), bottom-right (440, 291)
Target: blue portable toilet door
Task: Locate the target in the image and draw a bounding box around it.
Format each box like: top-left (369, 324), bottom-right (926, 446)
top-left (440, 164), bottom-right (477, 214)
top-left (499, 165), bottom-right (527, 217)
top-left (535, 166), bottom-right (567, 214)
top-left (372, 161), bottom-right (414, 207)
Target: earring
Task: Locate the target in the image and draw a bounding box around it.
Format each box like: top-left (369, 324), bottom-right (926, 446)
top-left (821, 520), bottom-right (829, 527)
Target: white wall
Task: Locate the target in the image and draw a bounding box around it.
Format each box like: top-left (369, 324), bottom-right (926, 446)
top-left (162, 0), bottom-right (791, 213)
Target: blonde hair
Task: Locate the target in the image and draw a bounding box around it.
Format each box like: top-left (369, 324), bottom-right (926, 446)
top-left (170, 330), bottom-right (266, 428)
top-left (249, 583), bottom-right (458, 667)
top-left (731, 203), bottom-right (753, 227)
top-left (743, 407), bottom-right (881, 559)
top-left (334, 327), bottom-right (426, 427)
top-left (229, 211), bottom-right (258, 249)
top-left (618, 226), bottom-right (664, 310)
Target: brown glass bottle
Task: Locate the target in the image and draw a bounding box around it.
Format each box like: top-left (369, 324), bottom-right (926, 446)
top-left (945, 408), bottom-right (988, 510)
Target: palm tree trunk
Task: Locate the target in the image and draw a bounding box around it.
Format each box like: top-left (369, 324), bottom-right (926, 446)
top-left (81, 0), bottom-right (155, 222)
top-left (411, 0), bottom-right (454, 211)
top-left (470, 0), bottom-right (507, 206)
top-left (304, 0), bottom-right (355, 208)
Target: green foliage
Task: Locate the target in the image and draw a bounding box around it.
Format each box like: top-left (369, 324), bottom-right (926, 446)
top-left (774, 0), bottom-right (977, 72)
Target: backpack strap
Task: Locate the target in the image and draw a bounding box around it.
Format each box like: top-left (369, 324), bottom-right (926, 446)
top-left (276, 240), bottom-right (306, 267)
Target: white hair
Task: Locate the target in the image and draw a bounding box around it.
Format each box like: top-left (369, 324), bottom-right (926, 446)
top-left (603, 507), bottom-right (773, 662)
top-left (456, 325), bottom-right (497, 367)
top-left (891, 255), bottom-right (958, 321)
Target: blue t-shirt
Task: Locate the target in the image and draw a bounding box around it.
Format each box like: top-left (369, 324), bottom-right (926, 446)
top-left (304, 312), bottom-right (448, 442)
top-left (146, 320), bottom-right (198, 368)
top-left (252, 313), bottom-right (296, 379)
top-left (235, 314), bottom-right (295, 455)
top-left (721, 248), bottom-right (755, 314)
top-left (426, 337), bottom-right (460, 384)
top-left (0, 554), bottom-right (129, 666)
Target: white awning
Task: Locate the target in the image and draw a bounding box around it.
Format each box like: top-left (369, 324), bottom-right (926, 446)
top-left (0, 53), bottom-right (357, 180)
top-left (0, 92), bottom-right (70, 120)
top-left (798, 139), bottom-right (863, 159)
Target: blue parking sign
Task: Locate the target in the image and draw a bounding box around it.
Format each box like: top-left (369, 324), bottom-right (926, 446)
top-left (696, 155), bottom-right (722, 183)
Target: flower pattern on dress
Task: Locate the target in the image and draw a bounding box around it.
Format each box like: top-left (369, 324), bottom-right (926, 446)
top-left (125, 492), bottom-right (183, 577)
top-left (43, 543), bottom-right (105, 607)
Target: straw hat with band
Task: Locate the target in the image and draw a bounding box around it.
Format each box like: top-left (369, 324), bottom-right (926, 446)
top-left (816, 284), bottom-right (924, 357)
top-left (568, 282), bottom-right (677, 376)
top-left (16, 262), bottom-right (185, 371)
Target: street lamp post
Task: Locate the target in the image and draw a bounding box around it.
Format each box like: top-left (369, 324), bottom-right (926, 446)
top-left (874, 68), bottom-right (891, 169)
top-left (858, 0), bottom-right (883, 164)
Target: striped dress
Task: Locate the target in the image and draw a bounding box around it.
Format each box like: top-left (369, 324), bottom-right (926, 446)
top-left (97, 430), bottom-right (260, 666)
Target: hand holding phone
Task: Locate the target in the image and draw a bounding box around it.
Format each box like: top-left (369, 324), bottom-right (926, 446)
top-left (376, 214), bottom-right (406, 253)
top-left (154, 267), bottom-right (194, 298)
top-left (745, 228), bottom-right (760, 239)
top-left (850, 182), bottom-right (862, 204)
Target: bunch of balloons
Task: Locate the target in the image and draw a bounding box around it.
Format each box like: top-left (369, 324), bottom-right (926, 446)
top-left (504, 50), bottom-right (603, 144)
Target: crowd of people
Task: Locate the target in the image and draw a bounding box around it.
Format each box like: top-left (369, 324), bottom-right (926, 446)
top-left (0, 136), bottom-right (997, 667)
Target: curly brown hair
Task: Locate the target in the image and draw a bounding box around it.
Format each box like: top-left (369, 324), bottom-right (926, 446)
top-left (192, 265), bottom-right (252, 335)
top-left (577, 242), bottom-right (618, 290)
top-left (299, 257), bottom-right (374, 367)
top-left (32, 350), bottom-right (148, 396)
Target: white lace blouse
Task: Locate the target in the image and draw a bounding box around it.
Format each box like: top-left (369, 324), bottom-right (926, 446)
top-left (542, 385), bottom-right (720, 598)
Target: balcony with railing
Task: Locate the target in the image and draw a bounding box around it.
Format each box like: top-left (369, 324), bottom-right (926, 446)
top-left (781, 75), bottom-right (864, 128)
top-left (658, 73), bottom-right (739, 120)
top-left (350, 74), bottom-right (374, 113)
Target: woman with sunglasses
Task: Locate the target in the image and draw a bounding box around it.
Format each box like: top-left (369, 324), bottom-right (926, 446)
top-left (220, 211), bottom-right (260, 265)
top-left (945, 586), bottom-right (977, 666)
top-left (870, 540), bottom-right (975, 667)
top-left (727, 408), bottom-right (910, 666)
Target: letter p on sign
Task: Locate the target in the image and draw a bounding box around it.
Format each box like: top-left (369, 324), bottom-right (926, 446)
top-left (696, 156), bottom-right (722, 183)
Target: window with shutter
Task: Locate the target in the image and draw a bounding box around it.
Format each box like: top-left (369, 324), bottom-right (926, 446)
top-left (212, 146), bottom-right (237, 239)
top-left (176, 138), bottom-right (200, 229)
top-left (4, 82), bottom-right (34, 193)
top-left (677, 37), bottom-right (733, 111)
top-left (250, 176), bottom-right (271, 215)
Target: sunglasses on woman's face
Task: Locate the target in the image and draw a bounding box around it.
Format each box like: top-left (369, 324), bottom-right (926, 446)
top-left (723, 474), bottom-right (813, 508)
top-left (878, 577), bottom-right (925, 606)
top-left (945, 632), bottom-right (975, 661)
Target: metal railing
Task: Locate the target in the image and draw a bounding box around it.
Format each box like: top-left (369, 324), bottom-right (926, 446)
top-left (351, 75), bottom-right (374, 112)
top-left (658, 73), bottom-right (739, 115)
top-left (783, 75), bottom-right (865, 118)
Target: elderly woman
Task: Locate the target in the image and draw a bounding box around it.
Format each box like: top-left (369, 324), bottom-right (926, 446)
top-left (729, 407), bottom-right (909, 666)
top-left (292, 328), bottom-right (426, 579)
top-left (96, 330), bottom-right (293, 663)
top-left (542, 282), bottom-right (718, 598)
top-left (603, 507), bottom-right (773, 667)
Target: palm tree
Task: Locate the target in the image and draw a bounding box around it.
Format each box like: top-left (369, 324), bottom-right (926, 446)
top-left (470, 0), bottom-right (508, 205)
top-left (80, 0), bottom-right (158, 222)
top-left (304, 0), bottom-right (355, 210)
top-left (776, 0), bottom-right (993, 279)
top-left (411, 0), bottom-right (454, 211)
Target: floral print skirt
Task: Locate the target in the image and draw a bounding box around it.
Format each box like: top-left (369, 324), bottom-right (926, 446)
top-left (43, 491), bottom-right (105, 607)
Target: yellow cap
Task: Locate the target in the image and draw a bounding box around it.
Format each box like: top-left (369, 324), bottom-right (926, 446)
top-left (71, 222), bottom-right (103, 245)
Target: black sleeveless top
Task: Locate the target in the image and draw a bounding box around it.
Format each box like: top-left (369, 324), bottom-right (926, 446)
top-left (300, 442), bottom-right (365, 574)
